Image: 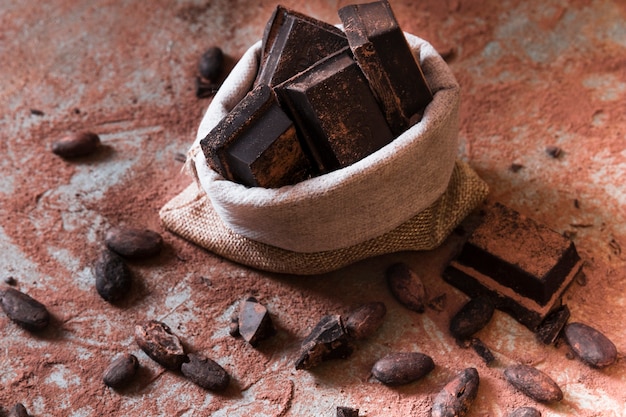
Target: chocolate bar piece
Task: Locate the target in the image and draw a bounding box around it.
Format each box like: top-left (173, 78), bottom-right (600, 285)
top-left (338, 0), bottom-right (433, 134)
top-left (256, 5), bottom-right (348, 88)
top-left (443, 202), bottom-right (583, 330)
top-left (200, 85), bottom-right (313, 188)
top-left (275, 48), bottom-right (394, 173)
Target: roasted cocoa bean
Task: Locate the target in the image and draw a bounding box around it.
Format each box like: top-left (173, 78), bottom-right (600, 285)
top-left (386, 262), bottom-right (426, 313)
top-left (504, 364), bottom-right (563, 403)
top-left (564, 322), bottom-right (617, 368)
top-left (431, 367), bottom-right (479, 417)
top-left (8, 403), bottom-right (30, 417)
top-left (51, 131), bottom-right (100, 158)
top-left (135, 320), bottom-right (186, 370)
top-left (105, 226), bottom-right (163, 259)
top-left (237, 296), bottom-right (275, 346)
top-left (344, 301), bottom-right (386, 340)
top-left (95, 250), bottom-right (132, 303)
top-left (103, 353), bottom-right (139, 388)
top-left (181, 353), bottom-right (230, 391)
top-left (295, 314), bottom-right (354, 370)
top-left (371, 352), bottom-right (434, 386)
top-left (508, 406), bottom-right (542, 417)
top-left (198, 46), bottom-right (224, 81)
top-left (0, 287), bottom-right (50, 331)
top-left (449, 296), bottom-right (494, 341)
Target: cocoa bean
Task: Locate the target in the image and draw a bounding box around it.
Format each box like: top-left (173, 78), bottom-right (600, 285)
top-left (386, 262), bottom-right (426, 313)
top-left (8, 403), bottom-right (30, 417)
top-left (431, 367), bottom-right (479, 417)
top-left (105, 226), bottom-right (163, 259)
top-left (0, 287), bottom-right (50, 331)
top-left (449, 296), bottom-right (494, 341)
top-left (295, 314), bottom-right (354, 370)
top-left (508, 406), bottom-right (541, 417)
top-left (95, 250), bottom-right (132, 303)
top-left (181, 353), bottom-right (230, 391)
top-left (103, 353), bottom-right (139, 388)
top-left (51, 131), bottom-right (100, 158)
top-left (504, 364), bottom-right (563, 403)
top-left (371, 352), bottom-right (434, 386)
top-left (135, 320), bottom-right (186, 370)
top-left (198, 46), bottom-right (224, 81)
top-left (344, 301), bottom-right (386, 340)
top-left (564, 322), bottom-right (617, 368)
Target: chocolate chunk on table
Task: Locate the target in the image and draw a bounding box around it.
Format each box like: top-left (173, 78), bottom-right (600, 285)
top-left (256, 5), bottom-right (348, 88)
top-left (200, 84), bottom-right (313, 187)
top-left (443, 202), bottom-right (583, 330)
top-left (339, 0), bottom-right (432, 134)
top-left (275, 47), bottom-right (394, 174)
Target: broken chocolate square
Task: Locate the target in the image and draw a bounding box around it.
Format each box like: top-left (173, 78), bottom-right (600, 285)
top-left (275, 47), bottom-right (394, 174)
top-left (200, 84), bottom-right (313, 187)
top-left (338, 0), bottom-right (433, 134)
top-left (443, 202), bottom-right (583, 330)
top-left (256, 5), bottom-right (348, 88)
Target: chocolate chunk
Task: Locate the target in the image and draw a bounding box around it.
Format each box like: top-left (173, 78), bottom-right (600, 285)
top-left (181, 353), bottom-right (230, 391)
top-left (295, 314), bottom-right (354, 370)
top-left (51, 131), bottom-right (101, 158)
top-left (564, 322), bottom-right (617, 368)
top-left (237, 296), bottom-right (275, 346)
top-left (336, 406), bottom-right (359, 417)
top-left (470, 337), bottom-right (495, 365)
top-left (443, 202), bottom-right (583, 330)
top-left (344, 301), bottom-right (386, 340)
top-left (105, 226), bottom-right (163, 260)
top-left (508, 407), bottom-right (542, 417)
top-left (504, 364), bottom-right (563, 403)
top-left (275, 48), bottom-right (394, 174)
top-left (200, 84), bottom-right (313, 187)
top-left (449, 296), bottom-right (494, 341)
top-left (431, 368), bottom-right (480, 417)
top-left (95, 250), bottom-right (133, 303)
top-left (0, 287), bottom-right (50, 332)
top-left (386, 262), bottom-right (427, 313)
top-left (339, 0), bottom-right (432, 134)
top-left (8, 403), bottom-right (30, 417)
top-left (134, 320), bottom-right (187, 370)
top-left (371, 352), bottom-right (434, 386)
top-left (103, 354), bottom-right (139, 389)
top-left (536, 304), bottom-right (570, 345)
top-left (256, 5), bottom-right (348, 87)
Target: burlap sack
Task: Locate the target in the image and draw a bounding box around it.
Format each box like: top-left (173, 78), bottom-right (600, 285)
top-left (160, 33), bottom-right (489, 275)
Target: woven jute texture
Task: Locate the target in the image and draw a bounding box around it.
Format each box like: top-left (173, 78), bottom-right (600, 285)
top-left (160, 160), bottom-right (488, 275)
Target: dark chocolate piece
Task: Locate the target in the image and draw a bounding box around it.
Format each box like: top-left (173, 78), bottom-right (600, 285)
top-left (295, 314), bottom-right (354, 370)
top-left (256, 5), bottom-right (348, 87)
top-left (339, 0), bottom-right (432, 134)
top-left (443, 202), bottom-right (583, 330)
top-left (536, 304), bottom-right (570, 345)
top-left (200, 84), bottom-right (313, 187)
top-left (276, 48), bottom-right (394, 174)
top-left (237, 296), bottom-right (275, 347)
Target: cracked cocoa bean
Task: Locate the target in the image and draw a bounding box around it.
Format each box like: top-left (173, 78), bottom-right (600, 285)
top-left (105, 226), bottom-right (163, 259)
top-left (371, 352), bottom-right (434, 386)
top-left (0, 287), bottom-right (50, 331)
top-left (431, 367), bottom-right (480, 417)
top-left (564, 322), bottom-right (617, 368)
top-left (135, 320), bottom-right (186, 370)
top-left (504, 364), bottom-right (562, 403)
top-left (181, 353), bottom-right (230, 391)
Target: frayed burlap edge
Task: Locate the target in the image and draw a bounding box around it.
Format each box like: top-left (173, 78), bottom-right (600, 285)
top-left (159, 160), bottom-right (488, 275)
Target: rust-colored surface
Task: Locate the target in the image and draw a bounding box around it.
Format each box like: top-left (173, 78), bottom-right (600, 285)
top-left (1, 1), bottom-right (625, 416)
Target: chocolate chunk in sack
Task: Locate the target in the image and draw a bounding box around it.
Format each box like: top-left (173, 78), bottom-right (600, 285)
top-left (504, 364), bottom-right (563, 403)
top-left (535, 304), bottom-right (570, 345)
top-left (344, 301), bottom-right (386, 340)
top-left (371, 352), bottom-right (435, 386)
top-left (275, 47), bottom-right (394, 174)
top-left (338, 0), bottom-right (433, 134)
top-left (0, 287), bottom-right (50, 332)
top-left (256, 5), bottom-right (348, 87)
top-left (443, 202), bottom-right (583, 330)
top-left (336, 406), bottom-right (359, 417)
top-left (386, 262), bottom-right (427, 313)
top-left (448, 296), bottom-right (494, 341)
top-left (200, 84), bottom-right (313, 187)
top-left (102, 353), bottom-right (139, 389)
top-left (564, 322), bottom-right (617, 368)
top-left (431, 367), bottom-right (480, 417)
top-left (181, 353), bottom-right (230, 392)
top-left (237, 296), bottom-right (276, 346)
top-left (508, 407), bottom-right (542, 417)
top-left (95, 250), bottom-right (133, 303)
top-left (105, 226), bottom-right (163, 260)
top-left (134, 320), bottom-right (187, 370)
top-left (295, 314), bottom-right (355, 370)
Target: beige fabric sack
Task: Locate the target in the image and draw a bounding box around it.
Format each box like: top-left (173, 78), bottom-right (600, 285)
top-left (160, 33), bottom-right (489, 275)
